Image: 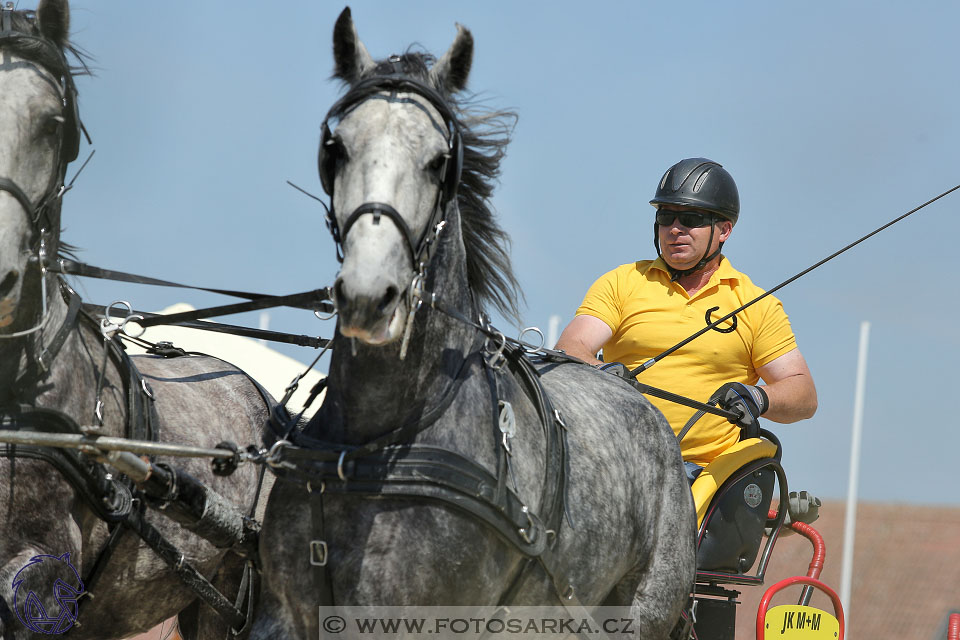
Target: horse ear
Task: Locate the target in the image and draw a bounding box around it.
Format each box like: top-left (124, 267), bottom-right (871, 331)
top-left (332, 7), bottom-right (375, 84)
top-left (36, 0), bottom-right (71, 47)
top-left (429, 24), bottom-right (473, 93)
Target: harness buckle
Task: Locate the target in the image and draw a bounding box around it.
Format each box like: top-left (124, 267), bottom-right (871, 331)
top-left (484, 330), bottom-right (507, 370)
top-left (517, 505), bottom-right (537, 544)
top-left (399, 274), bottom-right (424, 361)
top-left (553, 409), bottom-right (567, 430)
top-left (498, 400), bottom-right (516, 454)
top-left (309, 540), bottom-right (329, 566)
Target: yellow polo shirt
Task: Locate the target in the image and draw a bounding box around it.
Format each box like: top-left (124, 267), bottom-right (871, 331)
top-left (576, 257), bottom-right (797, 466)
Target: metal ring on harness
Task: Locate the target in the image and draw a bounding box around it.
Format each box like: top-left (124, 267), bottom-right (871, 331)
top-left (314, 308), bottom-right (337, 322)
top-left (101, 300), bottom-right (146, 339)
top-left (314, 287), bottom-right (338, 321)
top-left (337, 450), bottom-right (348, 481)
top-left (518, 326), bottom-right (545, 353)
top-left (265, 439), bottom-right (292, 468)
top-left (121, 314), bottom-right (145, 338)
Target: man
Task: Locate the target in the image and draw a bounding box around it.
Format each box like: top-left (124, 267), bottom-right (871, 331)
top-left (555, 158), bottom-right (817, 483)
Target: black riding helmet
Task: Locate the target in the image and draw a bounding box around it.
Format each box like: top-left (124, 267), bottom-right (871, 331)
top-left (650, 158), bottom-right (740, 280)
top-left (650, 157), bottom-right (740, 224)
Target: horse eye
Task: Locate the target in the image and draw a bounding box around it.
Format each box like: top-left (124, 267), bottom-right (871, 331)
top-left (427, 152), bottom-right (449, 175)
top-left (41, 116), bottom-right (64, 137)
top-left (326, 136), bottom-right (348, 163)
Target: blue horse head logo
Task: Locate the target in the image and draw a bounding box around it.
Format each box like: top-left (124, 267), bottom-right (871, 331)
top-left (11, 552), bottom-right (85, 635)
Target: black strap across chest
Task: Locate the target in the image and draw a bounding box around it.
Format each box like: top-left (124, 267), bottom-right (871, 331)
top-left (269, 340), bottom-right (574, 606)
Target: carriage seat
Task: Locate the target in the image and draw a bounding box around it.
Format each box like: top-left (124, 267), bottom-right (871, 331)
top-left (691, 437), bottom-right (778, 527)
top-left (691, 437), bottom-right (783, 576)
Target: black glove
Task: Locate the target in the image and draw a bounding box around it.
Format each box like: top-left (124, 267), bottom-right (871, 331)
top-left (714, 382), bottom-right (769, 438)
top-left (595, 362), bottom-right (641, 391)
top-left (596, 362), bottom-right (629, 377)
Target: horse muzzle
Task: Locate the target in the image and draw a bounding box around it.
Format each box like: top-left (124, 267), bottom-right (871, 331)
top-left (334, 275), bottom-right (406, 345)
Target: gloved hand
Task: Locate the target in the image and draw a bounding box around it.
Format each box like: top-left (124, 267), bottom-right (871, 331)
top-left (766, 490), bottom-right (822, 537)
top-left (787, 490), bottom-right (821, 526)
top-left (714, 382), bottom-right (769, 437)
top-left (595, 362), bottom-right (641, 391)
top-left (596, 362), bottom-right (630, 377)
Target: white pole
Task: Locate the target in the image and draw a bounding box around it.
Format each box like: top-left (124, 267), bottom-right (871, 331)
top-left (840, 321), bottom-right (870, 625)
top-left (547, 315), bottom-right (561, 349)
top-left (258, 311), bottom-right (270, 344)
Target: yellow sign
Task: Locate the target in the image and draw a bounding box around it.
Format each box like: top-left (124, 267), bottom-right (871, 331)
top-left (763, 605), bottom-right (840, 639)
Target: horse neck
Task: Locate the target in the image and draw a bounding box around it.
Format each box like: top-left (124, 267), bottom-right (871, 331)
top-left (322, 224), bottom-right (479, 443)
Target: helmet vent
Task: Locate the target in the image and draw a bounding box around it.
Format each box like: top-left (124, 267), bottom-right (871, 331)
top-left (693, 169), bottom-right (711, 193)
top-left (659, 170), bottom-right (670, 191)
top-left (670, 168), bottom-right (691, 192)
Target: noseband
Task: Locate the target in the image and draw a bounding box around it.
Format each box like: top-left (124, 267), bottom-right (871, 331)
top-left (317, 72), bottom-right (463, 273)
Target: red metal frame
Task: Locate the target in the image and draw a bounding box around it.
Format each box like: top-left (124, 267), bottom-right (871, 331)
top-left (755, 510), bottom-right (845, 639)
top-left (756, 576), bottom-right (845, 640)
top-left (948, 613), bottom-right (959, 640)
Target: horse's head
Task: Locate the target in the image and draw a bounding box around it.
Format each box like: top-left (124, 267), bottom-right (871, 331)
top-left (0, 0), bottom-right (78, 334)
top-left (322, 8), bottom-right (474, 346)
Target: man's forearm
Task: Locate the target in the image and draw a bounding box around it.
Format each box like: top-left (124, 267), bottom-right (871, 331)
top-left (761, 374), bottom-right (818, 423)
top-left (554, 337), bottom-right (603, 365)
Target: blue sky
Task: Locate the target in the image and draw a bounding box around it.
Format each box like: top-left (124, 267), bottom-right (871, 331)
top-left (60, 2), bottom-right (959, 505)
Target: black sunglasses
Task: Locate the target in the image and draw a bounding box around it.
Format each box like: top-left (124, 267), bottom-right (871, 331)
top-left (655, 210), bottom-right (715, 228)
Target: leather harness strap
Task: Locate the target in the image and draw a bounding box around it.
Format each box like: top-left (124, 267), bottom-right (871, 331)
top-left (36, 281), bottom-right (83, 372)
top-left (270, 339), bottom-right (587, 612)
top-left (122, 505), bottom-right (247, 630)
top-left (304, 444), bottom-right (548, 556)
top-left (1, 314), bottom-right (254, 631)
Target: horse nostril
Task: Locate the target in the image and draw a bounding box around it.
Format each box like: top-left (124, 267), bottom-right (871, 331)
top-left (377, 286), bottom-right (399, 313)
top-left (333, 279), bottom-right (349, 308)
top-left (0, 270), bottom-right (19, 297)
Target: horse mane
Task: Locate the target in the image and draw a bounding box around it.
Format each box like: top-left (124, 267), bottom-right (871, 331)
top-left (2, 9), bottom-right (92, 80)
top-left (337, 50), bottom-right (523, 322)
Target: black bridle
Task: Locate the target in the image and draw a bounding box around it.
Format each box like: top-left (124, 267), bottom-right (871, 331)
top-left (0, 17), bottom-right (83, 246)
top-left (317, 71), bottom-right (463, 272)
top-left (0, 15), bottom-right (84, 346)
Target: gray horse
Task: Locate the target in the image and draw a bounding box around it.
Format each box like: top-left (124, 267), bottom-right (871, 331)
top-left (1, 2), bottom-right (270, 638)
top-left (251, 8), bottom-right (695, 639)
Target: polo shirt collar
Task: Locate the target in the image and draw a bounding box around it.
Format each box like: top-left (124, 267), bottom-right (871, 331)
top-left (649, 255), bottom-right (741, 286)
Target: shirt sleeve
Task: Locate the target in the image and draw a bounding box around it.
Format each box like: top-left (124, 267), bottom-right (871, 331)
top-left (751, 295), bottom-right (798, 368)
top-left (575, 267), bottom-right (624, 334)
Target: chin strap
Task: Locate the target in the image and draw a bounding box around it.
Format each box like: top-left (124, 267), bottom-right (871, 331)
top-left (652, 221), bottom-right (724, 282)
